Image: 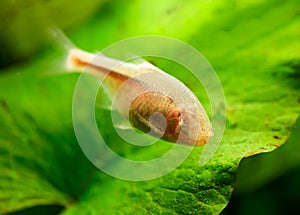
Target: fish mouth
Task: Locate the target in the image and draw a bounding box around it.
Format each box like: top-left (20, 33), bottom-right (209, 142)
top-left (175, 126), bottom-right (213, 146)
top-left (176, 135), bottom-right (210, 146)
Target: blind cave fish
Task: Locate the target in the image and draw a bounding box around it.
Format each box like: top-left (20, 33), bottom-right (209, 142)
top-left (52, 29), bottom-right (213, 146)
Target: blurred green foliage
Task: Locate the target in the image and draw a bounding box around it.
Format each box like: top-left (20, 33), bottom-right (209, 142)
top-left (0, 0), bottom-right (299, 214)
top-left (0, 0), bottom-right (106, 68)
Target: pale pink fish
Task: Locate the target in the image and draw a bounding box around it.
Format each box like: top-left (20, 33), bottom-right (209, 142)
top-left (61, 38), bottom-right (213, 146)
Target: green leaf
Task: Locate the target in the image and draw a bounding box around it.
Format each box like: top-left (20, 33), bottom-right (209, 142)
top-left (234, 117), bottom-right (300, 194)
top-left (1, 0), bottom-right (300, 214)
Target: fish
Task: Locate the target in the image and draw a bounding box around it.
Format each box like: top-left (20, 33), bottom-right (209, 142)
top-left (52, 30), bottom-right (213, 146)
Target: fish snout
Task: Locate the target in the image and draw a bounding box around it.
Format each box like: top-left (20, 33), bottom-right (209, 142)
top-left (176, 109), bottom-right (212, 146)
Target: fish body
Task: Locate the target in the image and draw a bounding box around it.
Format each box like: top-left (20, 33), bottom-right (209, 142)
top-left (67, 48), bottom-right (212, 146)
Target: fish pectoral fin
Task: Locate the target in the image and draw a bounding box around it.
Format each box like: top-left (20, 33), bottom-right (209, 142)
top-left (114, 120), bottom-right (133, 130)
top-left (111, 111), bottom-right (133, 130)
top-left (136, 113), bottom-right (164, 136)
top-left (95, 85), bottom-right (117, 110)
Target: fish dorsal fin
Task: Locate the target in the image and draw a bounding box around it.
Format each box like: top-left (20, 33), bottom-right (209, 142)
top-left (138, 61), bottom-right (164, 73)
top-left (123, 55), bottom-right (163, 73)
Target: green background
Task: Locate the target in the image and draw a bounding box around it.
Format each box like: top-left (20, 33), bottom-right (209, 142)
top-left (0, 0), bottom-right (299, 214)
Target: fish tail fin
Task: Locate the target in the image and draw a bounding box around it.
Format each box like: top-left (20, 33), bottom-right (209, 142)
top-left (47, 26), bottom-right (75, 52)
top-left (47, 26), bottom-right (94, 72)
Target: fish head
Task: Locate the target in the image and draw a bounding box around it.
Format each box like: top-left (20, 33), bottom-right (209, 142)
top-left (129, 90), bottom-right (212, 146)
top-left (164, 103), bottom-right (213, 146)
